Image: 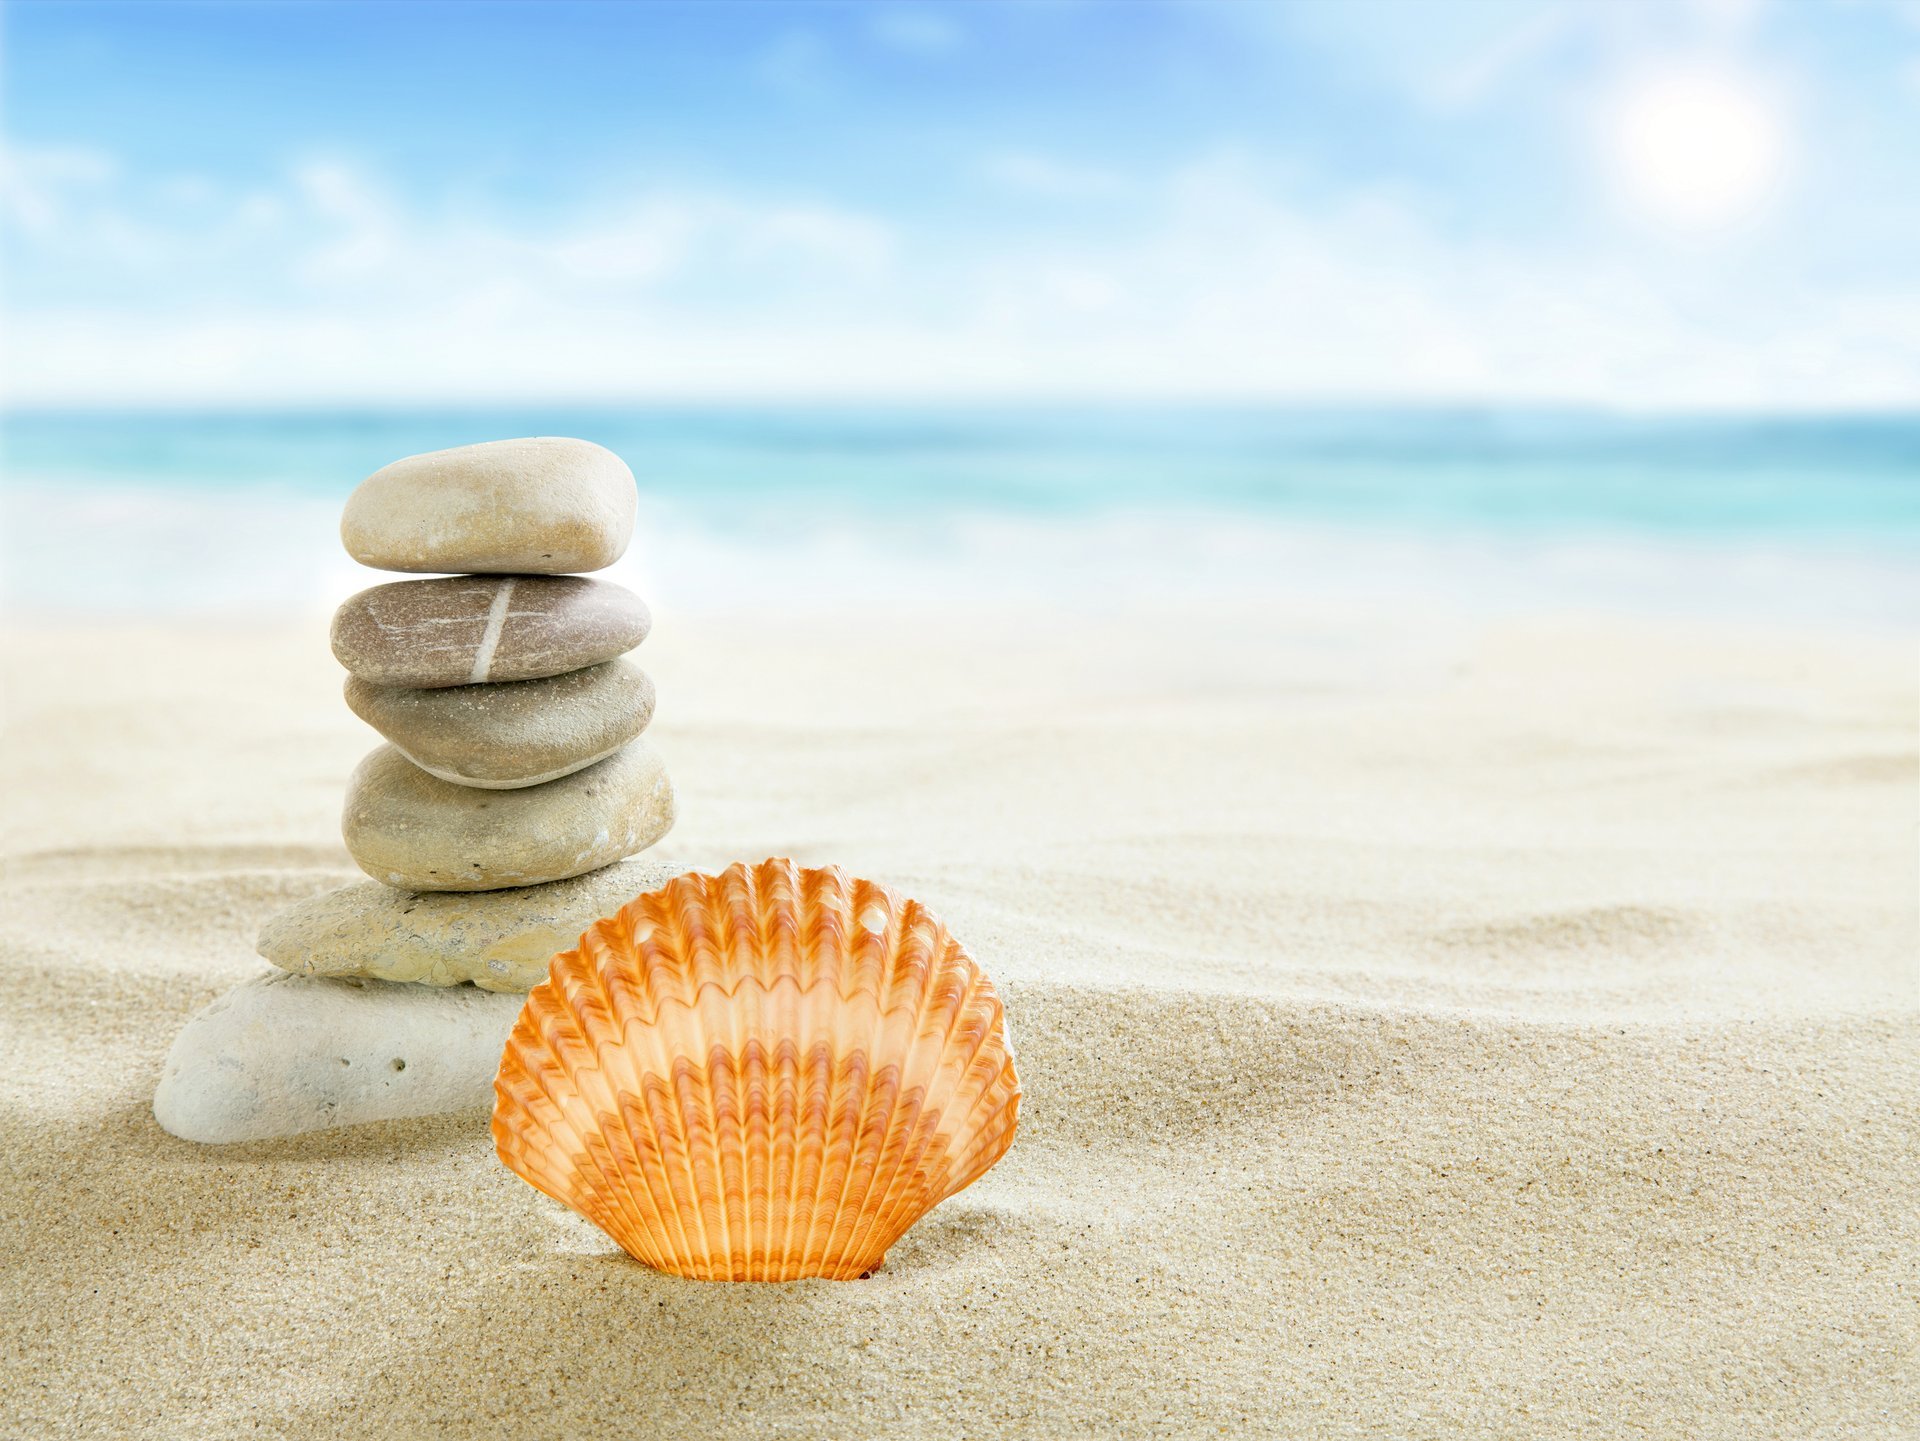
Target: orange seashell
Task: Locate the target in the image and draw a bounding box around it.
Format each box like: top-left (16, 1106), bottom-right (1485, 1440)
top-left (491, 858), bottom-right (1021, 1281)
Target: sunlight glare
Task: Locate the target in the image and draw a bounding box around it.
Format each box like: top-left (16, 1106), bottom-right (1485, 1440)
top-left (1605, 67), bottom-right (1785, 231)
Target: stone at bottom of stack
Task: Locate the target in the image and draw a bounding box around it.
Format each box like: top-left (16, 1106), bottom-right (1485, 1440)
top-left (154, 857), bottom-right (687, 1143)
top-left (153, 974), bottom-right (527, 1146)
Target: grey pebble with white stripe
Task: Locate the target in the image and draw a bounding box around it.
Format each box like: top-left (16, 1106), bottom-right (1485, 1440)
top-left (329, 575), bottom-right (651, 689)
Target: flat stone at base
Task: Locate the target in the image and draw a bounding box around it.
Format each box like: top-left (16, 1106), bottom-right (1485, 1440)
top-left (259, 855), bottom-right (691, 991)
top-left (153, 972), bottom-right (528, 1144)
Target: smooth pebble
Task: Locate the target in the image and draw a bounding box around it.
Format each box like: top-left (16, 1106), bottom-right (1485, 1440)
top-left (330, 575), bottom-right (650, 689)
top-left (153, 972), bottom-right (527, 1144)
top-left (340, 436), bottom-right (635, 574)
top-left (344, 659), bottom-right (655, 789)
top-left (341, 739), bottom-right (674, 891)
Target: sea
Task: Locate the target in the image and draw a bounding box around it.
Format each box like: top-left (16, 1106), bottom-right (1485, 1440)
top-left (4, 407), bottom-right (1916, 624)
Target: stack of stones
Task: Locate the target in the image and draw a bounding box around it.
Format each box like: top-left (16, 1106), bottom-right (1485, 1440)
top-left (153, 438), bottom-right (683, 1144)
top-left (324, 436), bottom-right (673, 903)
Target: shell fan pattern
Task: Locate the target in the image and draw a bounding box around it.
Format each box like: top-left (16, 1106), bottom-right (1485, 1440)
top-left (492, 858), bottom-right (1021, 1281)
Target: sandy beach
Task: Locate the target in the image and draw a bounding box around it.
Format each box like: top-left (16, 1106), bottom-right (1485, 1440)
top-left (2, 603), bottom-right (1915, 1438)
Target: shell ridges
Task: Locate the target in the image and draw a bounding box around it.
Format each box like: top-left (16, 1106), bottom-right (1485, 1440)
top-left (492, 858), bottom-right (1020, 1280)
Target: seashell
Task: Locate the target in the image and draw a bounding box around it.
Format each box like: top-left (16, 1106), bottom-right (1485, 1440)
top-left (492, 858), bottom-right (1021, 1281)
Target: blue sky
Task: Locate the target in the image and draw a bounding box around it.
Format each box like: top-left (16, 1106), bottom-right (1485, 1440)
top-left (4, 0), bottom-right (1919, 407)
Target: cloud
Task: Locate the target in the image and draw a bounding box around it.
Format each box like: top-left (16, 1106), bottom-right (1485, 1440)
top-left (290, 161), bottom-right (403, 284)
top-left (5, 146), bottom-right (893, 302)
top-left (3, 144), bottom-right (1917, 409)
top-left (870, 8), bottom-right (965, 57)
top-left (1, 149), bottom-right (910, 403)
top-left (1424, 4), bottom-right (1578, 110)
top-left (0, 142), bottom-right (118, 234)
top-left (756, 30), bottom-right (834, 99)
top-left (980, 152), bottom-right (1130, 200)
top-left (1202, 0), bottom-right (1588, 111)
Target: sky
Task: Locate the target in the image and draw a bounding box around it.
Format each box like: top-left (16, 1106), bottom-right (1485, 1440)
top-left (3, 0), bottom-right (1919, 409)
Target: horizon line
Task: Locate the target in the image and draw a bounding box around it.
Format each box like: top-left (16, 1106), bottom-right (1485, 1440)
top-left (6, 396), bottom-right (1919, 422)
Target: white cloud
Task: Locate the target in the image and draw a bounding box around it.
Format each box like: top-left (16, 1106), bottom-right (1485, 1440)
top-left (0, 142), bottom-right (118, 234)
top-left (981, 152), bottom-right (1130, 200)
top-left (1425, 4), bottom-right (1577, 110)
top-left (756, 31), bottom-right (834, 99)
top-left (290, 161), bottom-right (402, 284)
top-left (870, 9), bottom-right (964, 57)
top-left (3, 146), bottom-right (1917, 409)
top-left (748, 204), bottom-right (895, 268)
top-left (1688, 0), bottom-right (1764, 31)
top-left (544, 201), bottom-right (705, 284)
top-left (1209, 0), bottom-right (1589, 112)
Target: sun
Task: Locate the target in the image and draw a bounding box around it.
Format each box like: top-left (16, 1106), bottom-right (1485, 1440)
top-left (1604, 66), bottom-right (1786, 231)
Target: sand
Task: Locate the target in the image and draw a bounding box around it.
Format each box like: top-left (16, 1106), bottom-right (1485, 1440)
top-left (2, 604), bottom-right (1915, 1439)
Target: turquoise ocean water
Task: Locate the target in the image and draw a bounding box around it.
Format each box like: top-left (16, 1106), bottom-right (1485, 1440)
top-left (9, 407), bottom-right (1920, 532)
top-left (4, 407), bottom-right (1916, 620)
